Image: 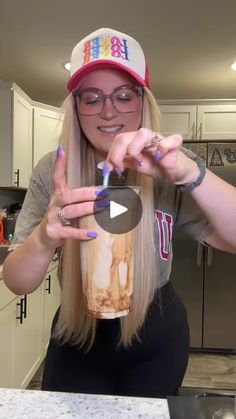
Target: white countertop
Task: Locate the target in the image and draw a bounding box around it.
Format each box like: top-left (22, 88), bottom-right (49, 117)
top-left (0, 388), bottom-right (170, 418)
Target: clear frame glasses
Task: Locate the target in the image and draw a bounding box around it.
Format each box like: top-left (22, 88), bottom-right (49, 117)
top-left (73, 85), bottom-right (143, 115)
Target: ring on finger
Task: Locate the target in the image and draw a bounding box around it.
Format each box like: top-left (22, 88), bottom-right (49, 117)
top-left (58, 208), bottom-right (71, 226)
top-left (151, 132), bottom-right (162, 147)
top-left (144, 132), bottom-right (162, 149)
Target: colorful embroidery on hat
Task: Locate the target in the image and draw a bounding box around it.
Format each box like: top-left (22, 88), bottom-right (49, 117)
top-left (83, 36), bottom-right (129, 64)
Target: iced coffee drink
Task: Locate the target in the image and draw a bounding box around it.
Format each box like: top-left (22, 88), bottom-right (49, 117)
top-left (80, 219), bottom-right (134, 318)
top-left (79, 187), bottom-right (141, 319)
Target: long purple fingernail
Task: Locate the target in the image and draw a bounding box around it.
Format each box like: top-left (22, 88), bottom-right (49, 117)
top-left (96, 200), bottom-right (110, 208)
top-left (155, 150), bottom-right (161, 161)
top-left (96, 188), bottom-right (111, 197)
top-left (115, 168), bottom-right (122, 178)
top-left (87, 231), bottom-right (98, 238)
top-left (57, 145), bottom-right (63, 158)
top-left (95, 189), bottom-right (103, 196)
top-left (102, 162), bottom-right (110, 177)
top-left (135, 158), bottom-right (143, 167)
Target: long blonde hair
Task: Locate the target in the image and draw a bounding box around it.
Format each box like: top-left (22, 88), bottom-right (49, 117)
top-left (54, 87), bottom-right (161, 350)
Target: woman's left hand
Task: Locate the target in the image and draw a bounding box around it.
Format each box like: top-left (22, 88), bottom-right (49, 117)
top-left (104, 128), bottom-right (199, 185)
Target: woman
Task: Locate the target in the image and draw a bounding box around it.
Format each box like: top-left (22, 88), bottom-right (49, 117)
top-left (3, 28), bottom-right (236, 398)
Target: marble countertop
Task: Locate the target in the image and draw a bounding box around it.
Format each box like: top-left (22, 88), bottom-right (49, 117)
top-left (0, 388), bottom-right (170, 418)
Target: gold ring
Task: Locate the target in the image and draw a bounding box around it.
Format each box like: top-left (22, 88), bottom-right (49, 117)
top-left (58, 208), bottom-right (71, 226)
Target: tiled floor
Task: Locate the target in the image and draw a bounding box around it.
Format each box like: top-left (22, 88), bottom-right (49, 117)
top-left (27, 353), bottom-right (236, 393)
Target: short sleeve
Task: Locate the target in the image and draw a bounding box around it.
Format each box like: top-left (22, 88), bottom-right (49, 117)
top-left (14, 151), bottom-right (56, 244)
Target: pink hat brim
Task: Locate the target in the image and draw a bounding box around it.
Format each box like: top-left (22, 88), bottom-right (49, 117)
top-left (67, 60), bottom-right (150, 91)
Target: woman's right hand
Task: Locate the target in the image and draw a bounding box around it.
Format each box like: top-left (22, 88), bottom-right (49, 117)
top-left (38, 146), bottom-right (99, 250)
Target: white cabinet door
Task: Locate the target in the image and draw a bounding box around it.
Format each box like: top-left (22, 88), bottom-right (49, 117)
top-left (197, 105), bottom-right (236, 140)
top-left (33, 107), bottom-right (63, 167)
top-left (159, 105), bottom-right (197, 140)
top-left (0, 83), bottom-right (32, 187)
top-left (14, 287), bottom-right (44, 389)
top-left (159, 103), bottom-right (236, 141)
top-left (0, 299), bottom-right (17, 388)
top-left (0, 84), bottom-right (13, 186)
top-left (42, 266), bottom-right (60, 356)
top-left (13, 90), bottom-right (32, 188)
top-left (0, 263), bottom-right (60, 390)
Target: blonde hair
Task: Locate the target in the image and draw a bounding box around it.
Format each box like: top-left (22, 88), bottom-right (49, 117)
top-left (54, 87), bottom-right (161, 350)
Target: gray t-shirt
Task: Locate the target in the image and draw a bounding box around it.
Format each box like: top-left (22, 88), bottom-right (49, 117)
top-left (14, 150), bottom-right (212, 289)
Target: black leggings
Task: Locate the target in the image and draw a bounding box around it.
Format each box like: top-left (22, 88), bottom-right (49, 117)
top-left (42, 283), bottom-right (190, 398)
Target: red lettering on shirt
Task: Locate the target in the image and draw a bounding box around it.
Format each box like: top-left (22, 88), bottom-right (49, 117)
top-left (154, 210), bottom-right (173, 260)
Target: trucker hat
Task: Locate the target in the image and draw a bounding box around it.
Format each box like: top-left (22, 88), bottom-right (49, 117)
top-left (67, 28), bottom-right (150, 91)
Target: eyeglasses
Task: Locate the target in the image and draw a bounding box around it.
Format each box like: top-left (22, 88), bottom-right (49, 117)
top-left (73, 85), bottom-right (143, 115)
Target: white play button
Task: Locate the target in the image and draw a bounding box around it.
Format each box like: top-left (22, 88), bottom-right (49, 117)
top-left (94, 187), bottom-right (143, 234)
top-left (110, 200), bottom-right (128, 219)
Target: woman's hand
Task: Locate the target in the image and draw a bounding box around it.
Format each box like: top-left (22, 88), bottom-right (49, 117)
top-left (38, 147), bottom-right (99, 250)
top-left (104, 128), bottom-right (200, 185)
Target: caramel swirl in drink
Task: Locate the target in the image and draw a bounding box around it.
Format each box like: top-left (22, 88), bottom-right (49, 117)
top-left (80, 215), bottom-right (134, 319)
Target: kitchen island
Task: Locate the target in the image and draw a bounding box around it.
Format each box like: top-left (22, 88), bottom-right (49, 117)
top-left (0, 388), bottom-right (169, 418)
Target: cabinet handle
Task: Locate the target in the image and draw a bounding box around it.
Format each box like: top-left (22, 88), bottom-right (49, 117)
top-left (207, 246), bottom-right (213, 266)
top-left (14, 169), bottom-right (20, 187)
top-left (191, 122), bottom-right (195, 139)
top-left (198, 123), bottom-right (203, 140)
top-left (196, 242), bottom-right (204, 266)
top-left (22, 295), bottom-right (27, 319)
top-left (45, 274), bottom-right (51, 294)
top-left (16, 298), bottom-right (24, 324)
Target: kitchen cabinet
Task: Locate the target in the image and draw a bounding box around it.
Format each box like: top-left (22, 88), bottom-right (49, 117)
top-left (33, 105), bottom-right (63, 167)
top-left (14, 288), bottom-right (44, 389)
top-left (197, 104), bottom-right (236, 140)
top-left (0, 261), bottom-right (59, 389)
top-left (0, 82), bottom-right (62, 188)
top-left (159, 102), bottom-right (236, 140)
top-left (159, 104), bottom-right (196, 140)
top-left (0, 82), bottom-right (32, 187)
top-left (0, 283), bottom-right (44, 389)
top-left (42, 265), bottom-right (61, 357)
top-left (0, 300), bottom-right (16, 388)
top-left (0, 279), bottom-right (17, 388)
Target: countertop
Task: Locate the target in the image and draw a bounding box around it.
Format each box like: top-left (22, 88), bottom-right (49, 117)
top-left (0, 388), bottom-right (169, 418)
top-left (0, 389), bottom-right (235, 419)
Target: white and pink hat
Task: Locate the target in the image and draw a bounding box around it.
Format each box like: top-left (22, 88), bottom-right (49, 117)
top-left (67, 28), bottom-right (150, 91)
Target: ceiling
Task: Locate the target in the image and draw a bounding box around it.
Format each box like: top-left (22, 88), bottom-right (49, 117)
top-left (1, 0), bottom-right (236, 107)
